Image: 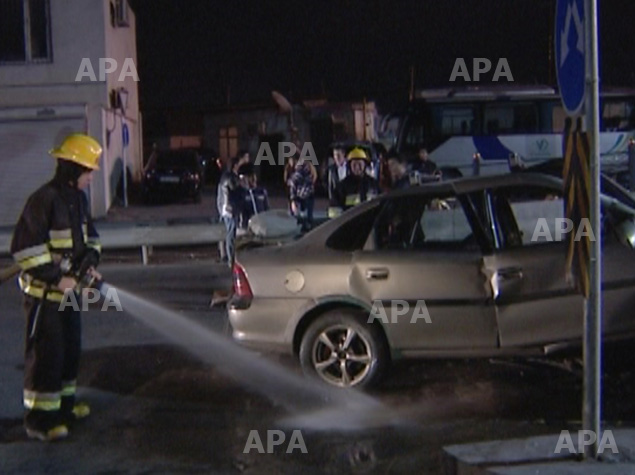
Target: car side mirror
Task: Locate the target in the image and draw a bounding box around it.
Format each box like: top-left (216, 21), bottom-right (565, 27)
top-left (616, 217), bottom-right (635, 248)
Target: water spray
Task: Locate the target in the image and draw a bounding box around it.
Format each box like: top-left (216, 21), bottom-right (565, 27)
top-left (108, 285), bottom-right (405, 432)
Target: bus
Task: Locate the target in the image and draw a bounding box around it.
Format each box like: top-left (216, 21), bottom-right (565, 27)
top-left (378, 85), bottom-right (635, 178)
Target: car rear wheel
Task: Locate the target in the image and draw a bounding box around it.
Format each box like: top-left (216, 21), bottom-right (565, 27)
top-left (299, 309), bottom-right (388, 388)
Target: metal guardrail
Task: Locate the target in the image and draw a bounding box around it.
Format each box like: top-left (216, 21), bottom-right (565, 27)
top-left (0, 222), bottom-right (226, 265)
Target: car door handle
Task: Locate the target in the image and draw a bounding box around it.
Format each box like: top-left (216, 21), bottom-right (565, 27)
top-left (497, 266), bottom-right (523, 281)
top-left (366, 268), bottom-right (389, 280)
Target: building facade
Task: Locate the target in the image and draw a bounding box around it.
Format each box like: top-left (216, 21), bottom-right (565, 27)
top-left (0, 0), bottom-right (141, 224)
top-left (202, 99), bottom-right (377, 187)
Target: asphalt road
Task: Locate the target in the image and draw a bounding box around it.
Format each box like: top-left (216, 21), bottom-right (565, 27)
top-left (0, 259), bottom-right (634, 474)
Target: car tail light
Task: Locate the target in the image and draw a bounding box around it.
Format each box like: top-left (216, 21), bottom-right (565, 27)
top-left (232, 262), bottom-right (253, 300)
top-left (185, 172), bottom-right (200, 182)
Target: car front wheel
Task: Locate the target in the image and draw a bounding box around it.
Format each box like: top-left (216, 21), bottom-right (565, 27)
top-left (299, 309), bottom-right (388, 388)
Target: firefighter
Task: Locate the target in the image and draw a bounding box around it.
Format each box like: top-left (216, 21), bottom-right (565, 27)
top-left (334, 147), bottom-right (379, 215)
top-left (10, 133), bottom-right (103, 441)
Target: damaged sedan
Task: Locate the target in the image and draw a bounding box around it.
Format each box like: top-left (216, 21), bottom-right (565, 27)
top-left (229, 173), bottom-right (635, 388)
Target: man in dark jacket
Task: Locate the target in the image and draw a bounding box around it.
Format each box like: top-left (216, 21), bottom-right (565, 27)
top-left (387, 154), bottom-right (411, 190)
top-left (216, 155), bottom-right (246, 266)
top-left (11, 133), bottom-right (102, 441)
top-left (412, 147), bottom-right (441, 178)
top-left (326, 147), bottom-right (348, 218)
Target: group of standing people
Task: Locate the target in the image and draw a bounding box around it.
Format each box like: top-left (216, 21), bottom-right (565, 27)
top-left (325, 145), bottom-right (441, 218)
top-left (218, 144), bottom-right (441, 265)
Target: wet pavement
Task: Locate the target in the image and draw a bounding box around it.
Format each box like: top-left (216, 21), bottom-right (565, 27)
top-left (0, 260), bottom-right (633, 474)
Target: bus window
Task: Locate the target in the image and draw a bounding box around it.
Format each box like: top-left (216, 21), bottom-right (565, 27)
top-left (483, 103), bottom-right (538, 134)
top-left (431, 106), bottom-right (475, 136)
top-left (602, 100), bottom-right (635, 131)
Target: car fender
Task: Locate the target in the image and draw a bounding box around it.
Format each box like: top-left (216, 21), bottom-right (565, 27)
top-left (286, 294), bottom-right (392, 354)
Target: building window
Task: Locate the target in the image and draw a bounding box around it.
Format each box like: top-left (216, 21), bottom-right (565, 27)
top-left (0, 0), bottom-right (51, 64)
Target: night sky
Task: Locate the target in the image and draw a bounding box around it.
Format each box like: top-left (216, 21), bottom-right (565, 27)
top-left (128, 0), bottom-right (635, 112)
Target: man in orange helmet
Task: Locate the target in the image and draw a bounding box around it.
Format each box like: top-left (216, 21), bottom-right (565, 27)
top-left (10, 133), bottom-right (103, 441)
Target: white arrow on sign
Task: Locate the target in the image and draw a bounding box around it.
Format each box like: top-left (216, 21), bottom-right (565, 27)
top-left (560, 1), bottom-right (584, 67)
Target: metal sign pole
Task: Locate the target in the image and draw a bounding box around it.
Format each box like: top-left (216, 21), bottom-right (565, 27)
top-left (583, 0), bottom-right (602, 459)
top-left (122, 120), bottom-right (129, 208)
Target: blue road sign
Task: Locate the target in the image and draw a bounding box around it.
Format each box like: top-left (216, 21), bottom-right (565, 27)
top-left (555, 0), bottom-right (586, 116)
top-left (122, 123), bottom-right (129, 147)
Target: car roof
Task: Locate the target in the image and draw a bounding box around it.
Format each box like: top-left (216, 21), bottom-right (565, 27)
top-left (383, 172), bottom-right (563, 199)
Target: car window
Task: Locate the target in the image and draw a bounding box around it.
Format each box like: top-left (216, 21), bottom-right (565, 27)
top-left (490, 186), bottom-right (565, 248)
top-left (325, 204), bottom-right (379, 251)
top-left (372, 194), bottom-right (476, 251)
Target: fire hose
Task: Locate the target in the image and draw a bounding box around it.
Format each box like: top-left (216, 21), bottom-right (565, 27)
top-left (0, 250), bottom-right (102, 291)
top-left (0, 263), bottom-right (20, 284)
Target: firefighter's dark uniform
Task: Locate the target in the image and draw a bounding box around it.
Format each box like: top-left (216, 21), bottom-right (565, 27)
top-left (335, 173), bottom-right (379, 213)
top-left (11, 175), bottom-right (100, 435)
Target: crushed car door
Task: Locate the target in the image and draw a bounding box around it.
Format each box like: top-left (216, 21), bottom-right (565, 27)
top-left (349, 192), bottom-right (498, 355)
top-left (482, 185), bottom-right (583, 348)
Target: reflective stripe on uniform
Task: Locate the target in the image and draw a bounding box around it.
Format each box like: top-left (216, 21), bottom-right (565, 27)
top-left (327, 207), bottom-right (342, 218)
top-left (61, 380), bottom-right (76, 397)
top-left (24, 390), bottom-right (61, 411)
top-left (18, 275), bottom-right (65, 302)
top-left (49, 229), bottom-right (73, 250)
top-left (50, 229), bottom-right (72, 240)
top-left (13, 244), bottom-right (52, 271)
top-left (344, 194), bottom-right (361, 206)
top-left (49, 239), bottom-right (73, 249)
top-left (86, 240), bottom-right (102, 254)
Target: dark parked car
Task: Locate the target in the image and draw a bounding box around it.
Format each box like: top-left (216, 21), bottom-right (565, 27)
top-left (143, 149), bottom-right (203, 203)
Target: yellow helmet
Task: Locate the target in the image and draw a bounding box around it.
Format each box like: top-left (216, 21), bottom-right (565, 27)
top-left (49, 133), bottom-right (102, 170)
top-left (346, 147), bottom-right (369, 162)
